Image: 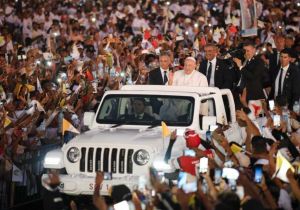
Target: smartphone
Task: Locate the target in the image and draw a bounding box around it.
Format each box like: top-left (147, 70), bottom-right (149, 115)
top-left (269, 100), bottom-right (275, 111)
top-left (103, 172), bottom-right (112, 180)
top-left (273, 115), bottom-right (281, 127)
top-left (114, 201), bottom-right (130, 210)
top-left (177, 171), bottom-right (197, 193)
top-left (214, 168), bottom-right (222, 184)
top-left (199, 157), bottom-right (208, 174)
top-left (236, 186), bottom-right (244, 200)
top-left (184, 149), bottom-right (196, 157)
top-left (228, 179), bottom-right (237, 191)
top-left (151, 190), bottom-right (156, 197)
top-left (206, 131), bottom-right (212, 142)
top-left (254, 165), bottom-right (263, 183)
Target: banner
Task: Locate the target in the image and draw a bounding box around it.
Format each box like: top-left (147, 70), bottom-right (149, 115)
top-left (239, 0), bottom-right (258, 37)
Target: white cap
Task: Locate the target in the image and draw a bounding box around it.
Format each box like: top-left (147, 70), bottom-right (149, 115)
top-left (185, 56), bottom-right (196, 63)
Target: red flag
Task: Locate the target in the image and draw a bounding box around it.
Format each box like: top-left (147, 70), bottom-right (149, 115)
top-left (229, 25), bottom-right (238, 34)
top-left (85, 70), bottom-right (94, 81)
top-left (144, 30), bottom-right (151, 40)
top-left (200, 36), bottom-right (206, 46)
top-left (252, 103), bottom-right (261, 116)
top-left (157, 34), bottom-right (163, 41)
top-left (151, 40), bottom-right (159, 49)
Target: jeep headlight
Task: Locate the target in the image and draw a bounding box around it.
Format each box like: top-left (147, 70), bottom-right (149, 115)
top-left (67, 147), bottom-right (80, 163)
top-left (134, 149), bottom-right (150, 166)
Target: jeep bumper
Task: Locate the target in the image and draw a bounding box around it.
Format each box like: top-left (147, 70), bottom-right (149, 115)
top-left (41, 174), bottom-right (145, 195)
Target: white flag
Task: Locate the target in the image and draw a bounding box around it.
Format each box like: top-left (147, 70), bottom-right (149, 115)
top-left (37, 77), bottom-right (43, 93)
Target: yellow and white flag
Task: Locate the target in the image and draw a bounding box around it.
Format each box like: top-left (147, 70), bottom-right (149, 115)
top-left (62, 118), bottom-right (80, 135)
top-left (230, 144), bottom-right (243, 154)
top-left (25, 84), bottom-right (35, 92)
top-left (161, 121), bottom-right (171, 138)
top-left (273, 151), bottom-right (295, 183)
top-left (4, 117), bottom-right (12, 128)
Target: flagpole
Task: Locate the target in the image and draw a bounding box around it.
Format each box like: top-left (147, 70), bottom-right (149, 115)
top-left (163, 136), bottom-right (165, 152)
top-left (60, 110), bottom-right (64, 146)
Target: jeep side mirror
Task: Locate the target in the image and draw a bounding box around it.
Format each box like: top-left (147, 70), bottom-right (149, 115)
top-left (201, 116), bottom-right (217, 131)
top-left (83, 112), bottom-right (96, 128)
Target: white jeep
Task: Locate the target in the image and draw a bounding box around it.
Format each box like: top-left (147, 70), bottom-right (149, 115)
top-left (42, 85), bottom-right (236, 195)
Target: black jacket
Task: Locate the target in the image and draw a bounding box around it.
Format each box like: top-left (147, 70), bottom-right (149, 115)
top-left (148, 68), bottom-right (164, 85)
top-left (238, 56), bottom-right (267, 100)
top-left (268, 49), bottom-right (281, 84)
top-left (199, 58), bottom-right (235, 90)
top-left (269, 63), bottom-right (300, 109)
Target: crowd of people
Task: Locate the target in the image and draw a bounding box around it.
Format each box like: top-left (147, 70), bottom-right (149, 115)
top-left (0, 0), bottom-right (300, 209)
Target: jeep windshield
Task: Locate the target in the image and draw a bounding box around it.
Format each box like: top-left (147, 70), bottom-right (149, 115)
top-left (96, 94), bottom-right (195, 126)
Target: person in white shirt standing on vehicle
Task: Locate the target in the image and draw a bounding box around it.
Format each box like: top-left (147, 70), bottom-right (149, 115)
top-left (171, 57), bottom-right (208, 115)
top-left (171, 57), bottom-right (208, 87)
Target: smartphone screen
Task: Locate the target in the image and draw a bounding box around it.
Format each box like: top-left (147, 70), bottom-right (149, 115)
top-left (254, 165), bottom-right (263, 183)
top-left (103, 172), bottom-right (112, 180)
top-left (199, 157), bottom-right (208, 174)
top-left (114, 201), bottom-right (130, 210)
top-left (273, 115), bottom-right (281, 127)
top-left (214, 168), bottom-right (222, 184)
top-left (184, 149), bottom-right (196, 157)
top-left (178, 171), bottom-right (197, 193)
top-left (206, 131), bottom-right (212, 142)
top-left (269, 100), bottom-right (275, 111)
top-left (236, 186), bottom-right (244, 200)
top-left (228, 179), bottom-right (237, 191)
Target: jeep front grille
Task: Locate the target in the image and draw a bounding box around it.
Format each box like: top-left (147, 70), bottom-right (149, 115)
top-left (79, 147), bottom-right (134, 174)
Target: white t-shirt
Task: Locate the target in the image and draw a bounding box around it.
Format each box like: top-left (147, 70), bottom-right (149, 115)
top-left (172, 70), bottom-right (208, 87)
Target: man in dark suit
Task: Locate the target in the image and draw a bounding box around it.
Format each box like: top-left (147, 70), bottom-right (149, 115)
top-left (148, 52), bottom-right (172, 114)
top-left (125, 98), bottom-right (154, 121)
top-left (148, 52), bottom-right (172, 85)
top-left (268, 35), bottom-right (285, 84)
top-left (269, 48), bottom-right (300, 109)
top-left (199, 44), bottom-right (235, 90)
top-left (233, 41), bottom-right (267, 101)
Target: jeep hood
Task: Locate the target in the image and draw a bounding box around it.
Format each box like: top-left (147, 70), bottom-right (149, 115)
top-left (67, 128), bottom-right (164, 148)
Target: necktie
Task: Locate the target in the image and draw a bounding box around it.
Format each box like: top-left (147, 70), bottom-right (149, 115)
top-left (163, 71), bottom-right (168, 84)
top-left (207, 62), bottom-right (212, 85)
top-left (278, 68), bottom-right (283, 96)
top-left (277, 52), bottom-right (280, 65)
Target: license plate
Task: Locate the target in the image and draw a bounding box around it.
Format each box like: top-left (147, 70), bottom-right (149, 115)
top-left (88, 183), bottom-right (111, 192)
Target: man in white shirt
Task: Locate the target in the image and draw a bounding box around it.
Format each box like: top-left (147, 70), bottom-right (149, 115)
top-left (171, 57), bottom-right (208, 87)
top-left (171, 57), bottom-right (208, 116)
